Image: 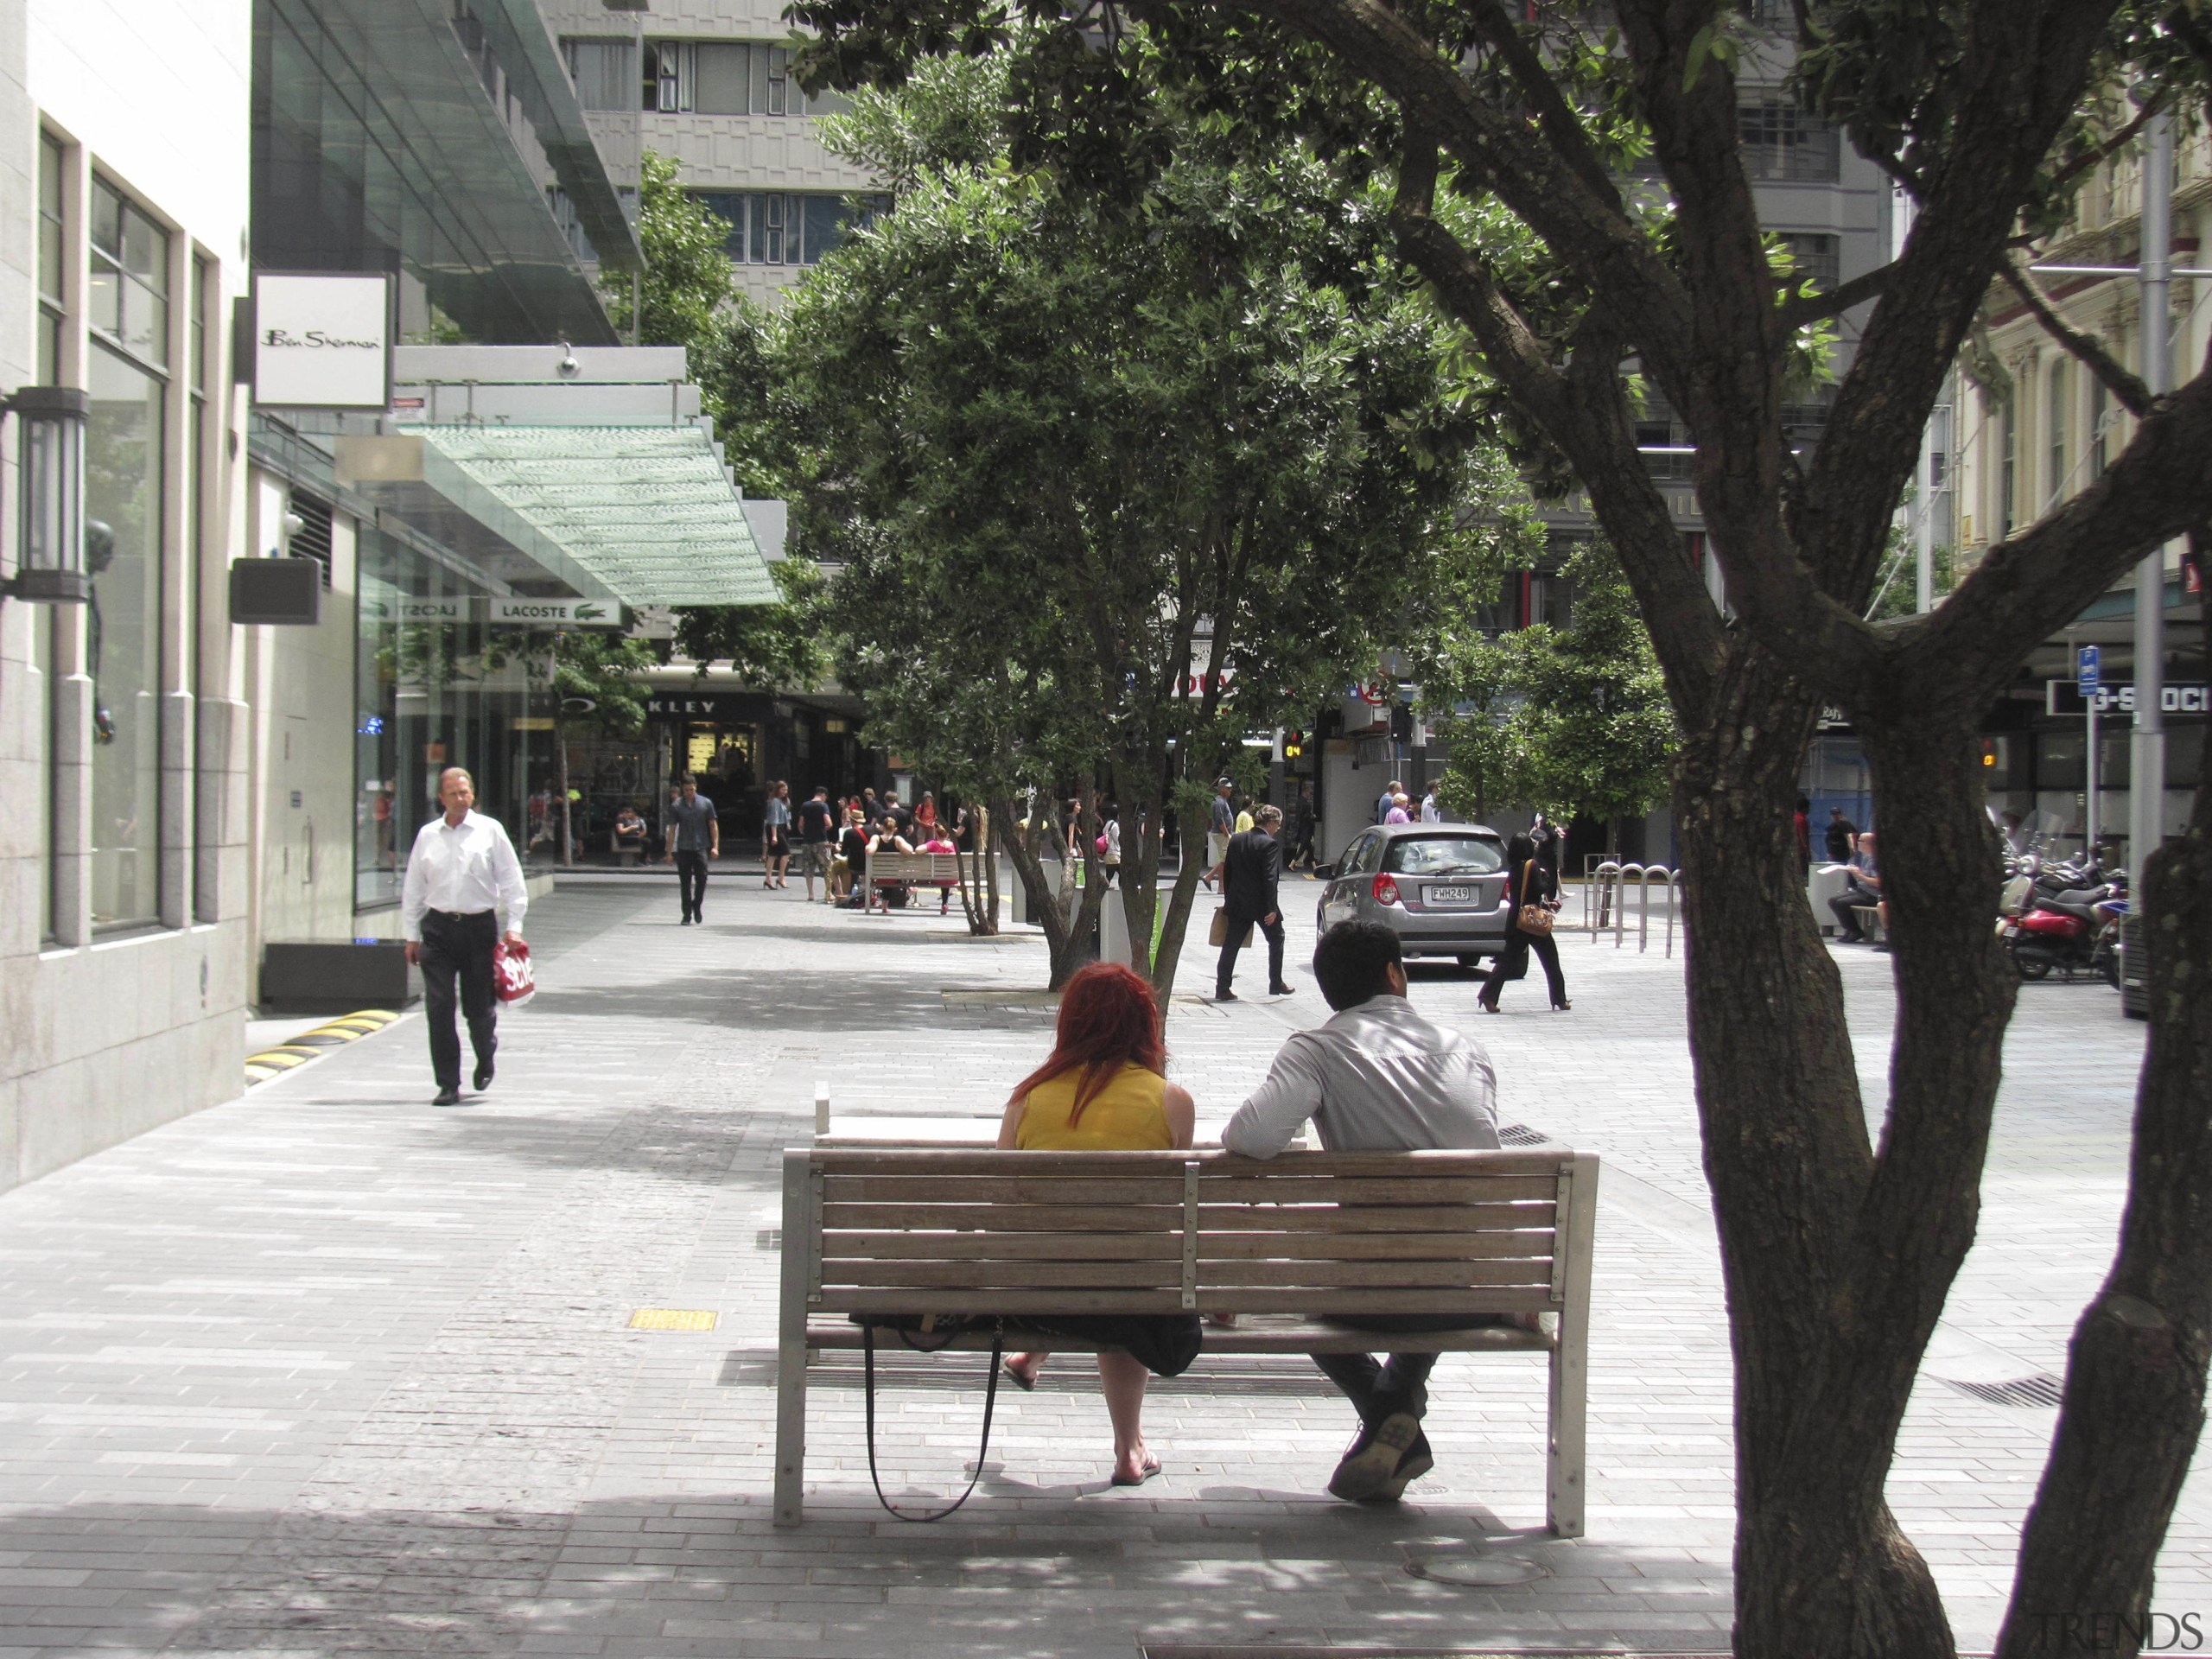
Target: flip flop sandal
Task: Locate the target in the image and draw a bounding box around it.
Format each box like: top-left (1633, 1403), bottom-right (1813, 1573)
top-left (1110, 1457), bottom-right (1162, 1487)
top-left (1000, 1358), bottom-right (1037, 1393)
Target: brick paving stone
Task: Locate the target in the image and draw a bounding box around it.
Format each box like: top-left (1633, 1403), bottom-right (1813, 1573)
top-left (0, 876), bottom-right (2195, 1654)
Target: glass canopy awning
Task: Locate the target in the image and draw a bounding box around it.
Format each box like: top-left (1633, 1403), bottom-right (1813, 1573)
top-left (409, 424), bottom-right (779, 607)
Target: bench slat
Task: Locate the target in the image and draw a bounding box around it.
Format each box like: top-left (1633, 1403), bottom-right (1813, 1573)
top-left (1194, 1175), bottom-right (1561, 1204)
top-left (821, 1260), bottom-right (1553, 1293)
top-left (810, 1319), bottom-right (1553, 1356)
top-left (1194, 1201), bottom-right (1554, 1232)
top-left (1198, 1230), bottom-right (1556, 1261)
top-left (822, 1175), bottom-right (1187, 1205)
top-left (822, 1261), bottom-right (1185, 1290)
top-left (821, 1202), bottom-right (1184, 1232)
top-left (823, 1230), bottom-right (1185, 1262)
top-left (816, 1287), bottom-right (1558, 1315)
top-left (804, 1148), bottom-right (1573, 1176)
top-left (1202, 1259), bottom-right (1553, 1289)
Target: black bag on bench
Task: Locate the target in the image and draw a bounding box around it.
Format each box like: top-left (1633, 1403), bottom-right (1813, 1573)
top-left (850, 1313), bottom-right (1004, 1522)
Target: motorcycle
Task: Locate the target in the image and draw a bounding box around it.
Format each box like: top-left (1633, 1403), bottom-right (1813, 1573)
top-left (1999, 865), bottom-right (2126, 984)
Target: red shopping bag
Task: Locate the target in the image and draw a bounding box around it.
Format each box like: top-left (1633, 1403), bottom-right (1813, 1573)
top-left (493, 939), bottom-right (536, 1008)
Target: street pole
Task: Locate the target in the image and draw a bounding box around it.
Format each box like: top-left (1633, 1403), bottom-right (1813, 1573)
top-left (2131, 111), bottom-right (2172, 873)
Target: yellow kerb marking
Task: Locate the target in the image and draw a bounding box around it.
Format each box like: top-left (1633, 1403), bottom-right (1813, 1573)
top-left (629, 1308), bottom-right (718, 1332)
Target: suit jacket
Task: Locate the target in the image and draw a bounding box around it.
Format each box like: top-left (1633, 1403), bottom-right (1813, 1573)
top-left (1223, 829), bottom-right (1282, 921)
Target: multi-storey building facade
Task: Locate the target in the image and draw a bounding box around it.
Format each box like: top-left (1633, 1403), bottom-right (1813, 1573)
top-left (541, 0), bottom-right (878, 308)
top-left (1948, 131), bottom-right (2207, 861)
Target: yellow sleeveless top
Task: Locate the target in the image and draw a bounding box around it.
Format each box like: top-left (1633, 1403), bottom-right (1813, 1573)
top-left (1014, 1063), bottom-right (1172, 1150)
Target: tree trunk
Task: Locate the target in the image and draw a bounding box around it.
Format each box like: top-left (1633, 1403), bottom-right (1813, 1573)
top-left (1995, 612), bottom-right (2212, 1658)
top-left (1148, 798), bottom-right (1211, 1002)
top-left (999, 794), bottom-right (1106, 990)
top-left (957, 805), bottom-right (998, 936)
top-left (1674, 640), bottom-right (1965, 1657)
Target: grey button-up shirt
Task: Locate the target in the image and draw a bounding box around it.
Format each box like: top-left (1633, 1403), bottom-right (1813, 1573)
top-left (1222, 994), bottom-right (1501, 1158)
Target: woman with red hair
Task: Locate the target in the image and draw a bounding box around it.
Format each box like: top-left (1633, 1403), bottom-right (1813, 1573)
top-left (995, 962), bottom-right (1198, 1486)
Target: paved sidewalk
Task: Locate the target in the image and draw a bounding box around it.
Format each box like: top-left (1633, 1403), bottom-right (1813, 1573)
top-left (0, 874), bottom-right (2196, 1656)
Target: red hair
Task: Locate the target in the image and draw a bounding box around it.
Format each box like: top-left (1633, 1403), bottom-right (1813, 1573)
top-left (1010, 962), bottom-right (1166, 1125)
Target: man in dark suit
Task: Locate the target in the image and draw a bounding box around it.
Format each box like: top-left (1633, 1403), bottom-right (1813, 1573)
top-left (1212, 805), bottom-right (1294, 1002)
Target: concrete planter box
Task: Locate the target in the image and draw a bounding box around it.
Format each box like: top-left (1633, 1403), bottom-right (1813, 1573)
top-left (260, 941), bottom-right (420, 1012)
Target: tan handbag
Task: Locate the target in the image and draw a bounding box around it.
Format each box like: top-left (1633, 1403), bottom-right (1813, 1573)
top-left (1516, 861), bottom-right (1554, 936)
top-left (1208, 907), bottom-right (1255, 949)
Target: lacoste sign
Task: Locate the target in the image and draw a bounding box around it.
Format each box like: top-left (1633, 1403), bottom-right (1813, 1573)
top-left (370, 596), bottom-right (623, 628)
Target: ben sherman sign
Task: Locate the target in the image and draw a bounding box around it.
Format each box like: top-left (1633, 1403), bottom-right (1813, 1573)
top-left (251, 273), bottom-right (392, 410)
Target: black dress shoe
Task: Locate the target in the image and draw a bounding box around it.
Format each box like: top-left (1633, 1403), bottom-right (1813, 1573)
top-left (433, 1087), bottom-right (462, 1107)
top-left (1214, 988), bottom-right (1239, 1002)
top-left (1269, 982), bottom-right (1296, 996)
top-left (473, 1062), bottom-right (493, 1091)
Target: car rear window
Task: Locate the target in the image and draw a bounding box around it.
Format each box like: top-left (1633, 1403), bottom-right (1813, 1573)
top-left (1384, 834), bottom-right (1505, 876)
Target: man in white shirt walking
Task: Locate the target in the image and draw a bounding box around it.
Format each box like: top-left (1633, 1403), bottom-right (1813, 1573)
top-left (402, 767), bottom-right (529, 1107)
top-left (1224, 920), bottom-right (1501, 1503)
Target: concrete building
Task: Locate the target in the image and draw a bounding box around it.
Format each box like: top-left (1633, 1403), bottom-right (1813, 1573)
top-left (0, 0), bottom-right (253, 1185)
top-left (537, 0), bottom-right (878, 309)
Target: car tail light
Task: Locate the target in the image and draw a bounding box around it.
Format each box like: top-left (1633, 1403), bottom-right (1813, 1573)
top-left (1371, 874), bottom-right (1401, 906)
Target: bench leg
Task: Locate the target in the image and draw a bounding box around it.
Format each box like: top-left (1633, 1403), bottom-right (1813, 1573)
top-left (774, 1151), bottom-right (812, 1527)
top-left (773, 1327), bottom-right (808, 1526)
top-left (1547, 1312), bottom-right (1587, 1537)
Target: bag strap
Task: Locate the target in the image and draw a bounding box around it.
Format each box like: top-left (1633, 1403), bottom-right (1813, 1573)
top-left (863, 1318), bottom-right (1004, 1522)
top-left (1521, 859), bottom-right (1536, 908)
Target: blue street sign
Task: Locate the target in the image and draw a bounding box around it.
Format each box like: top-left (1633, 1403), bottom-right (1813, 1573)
top-left (2078, 645), bottom-right (2101, 690)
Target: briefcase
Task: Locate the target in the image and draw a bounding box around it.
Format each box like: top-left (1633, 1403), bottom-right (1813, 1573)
top-left (1208, 907), bottom-right (1255, 949)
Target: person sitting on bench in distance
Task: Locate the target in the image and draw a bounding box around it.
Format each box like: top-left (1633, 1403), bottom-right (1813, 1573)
top-left (995, 963), bottom-right (1200, 1488)
top-left (1221, 920), bottom-right (1503, 1503)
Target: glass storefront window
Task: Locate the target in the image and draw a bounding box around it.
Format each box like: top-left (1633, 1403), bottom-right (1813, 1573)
top-left (90, 178), bottom-right (168, 368)
top-left (86, 343), bottom-right (166, 931)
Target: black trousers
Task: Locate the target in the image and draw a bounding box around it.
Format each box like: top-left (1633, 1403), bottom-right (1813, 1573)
top-left (1217, 909), bottom-right (1286, 995)
top-left (675, 849), bottom-right (709, 919)
top-left (1480, 929), bottom-right (1567, 1007)
top-left (1310, 1313), bottom-right (1493, 1429)
top-left (1829, 879), bottom-right (1880, 939)
top-left (420, 908), bottom-right (498, 1090)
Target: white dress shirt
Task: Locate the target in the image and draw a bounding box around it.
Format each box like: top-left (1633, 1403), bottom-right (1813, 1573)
top-left (400, 810), bottom-right (529, 942)
top-left (1223, 994), bottom-right (1500, 1159)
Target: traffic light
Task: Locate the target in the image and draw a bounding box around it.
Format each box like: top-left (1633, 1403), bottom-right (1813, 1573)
top-left (1282, 730), bottom-right (1305, 760)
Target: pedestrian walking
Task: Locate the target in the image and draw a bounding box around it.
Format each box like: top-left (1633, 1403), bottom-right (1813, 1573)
top-left (1287, 782), bottom-right (1318, 872)
top-left (1385, 793), bottom-right (1412, 825)
top-left (1530, 811), bottom-right (1563, 880)
top-left (1097, 802), bottom-right (1122, 887)
top-left (762, 779), bottom-right (792, 889)
top-left (1234, 795), bottom-right (1255, 836)
top-left (914, 791), bottom-right (939, 836)
top-left (1420, 784), bottom-right (1443, 823)
top-left (833, 806), bottom-right (869, 905)
top-left (400, 766), bottom-right (528, 1107)
top-left (796, 785), bottom-right (836, 902)
top-left (1212, 804), bottom-right (1293, 1002)
top-left (1793, 797), bottom-right (1812, 876)
top-left (1376, 780), bottom-right (1403, 825)
top-left (667, 773), bottom-right (719, 925)
top-left (1478, 833), bottom-right (1568, 1013)
top-left (1205, 778), bottom-right (1235, 891)
top-left (1824, 806), bottom-right (1858, 864)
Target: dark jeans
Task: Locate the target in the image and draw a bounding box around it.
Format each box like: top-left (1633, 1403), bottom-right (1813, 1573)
top-left (1829, 879), bottom-right (1880, 939)
top-left (1311, 1313), bottom-right (1487, 1429)
top-left (675, 849), bottom-right (710, 919)
top-left (1217, 909), bottom-right (1286, 995)
top-left (1481, 930), bottom-right (1567, 1007)
top-left (420, 908), bottom-right (498, 1090)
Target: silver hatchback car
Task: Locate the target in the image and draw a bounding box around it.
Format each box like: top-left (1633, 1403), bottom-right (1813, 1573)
top-left (1316, 822), bottom-right (1514, 969)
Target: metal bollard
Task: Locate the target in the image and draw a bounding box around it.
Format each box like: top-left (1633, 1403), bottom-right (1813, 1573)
top-left (814, 1082), bottom-right (831, 1138)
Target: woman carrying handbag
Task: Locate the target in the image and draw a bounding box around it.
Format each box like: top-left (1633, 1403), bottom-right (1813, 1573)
top-left (1478, 832), bottom-right (1570, 1013)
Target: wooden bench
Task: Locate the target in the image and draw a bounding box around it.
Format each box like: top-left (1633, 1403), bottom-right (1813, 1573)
top-left (861, 850), bottom-right (961, 912)
top-left (775, 1145), bottom-right (1599, 1533)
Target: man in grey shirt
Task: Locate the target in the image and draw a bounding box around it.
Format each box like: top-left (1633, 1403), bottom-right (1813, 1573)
top-left (665, 773), bottom-right (720, 925)
top-left (1223, 920), bottom-right (1501, 1503)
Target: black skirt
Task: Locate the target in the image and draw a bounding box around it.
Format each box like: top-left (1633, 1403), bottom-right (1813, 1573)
top-left (1009, 1313), bottom-right (1204, 1377)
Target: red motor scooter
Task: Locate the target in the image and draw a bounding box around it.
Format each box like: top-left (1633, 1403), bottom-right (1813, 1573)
top-left (1999, 876), bottom-right (2126, 983)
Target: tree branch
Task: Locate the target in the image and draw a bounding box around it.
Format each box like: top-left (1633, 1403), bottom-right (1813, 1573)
top-left (1904, 364), bottom-right (2212, 704)
top-left (1999, 251), bottom-right (2152, 416)
top-left (1778, 260), bottom-right (1897, 330)
top-left (1460, 0), bottom-right (1622, 211)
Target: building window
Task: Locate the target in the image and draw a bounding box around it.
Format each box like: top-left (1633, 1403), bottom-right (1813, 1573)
top-left (1999, 391), bottom-right (2018, 541)
top-left (86, 178), bottom-right (170, 932)
top-left (695, 190), bottom-right (883, 265)
top-left (289, 490), bottom-right (334, 589)
top-left (37, 134), bottom-right (64, 382)
top-left (2046, 359), bottom-right (2068, 506)
top-left (562, 37), bottom-right (635, 111)
top-left (1739, 103), bottom-right (1840, 182)
top-left (1779, 232), bottom-right (1840, 291)
top-left (643, 40), bottom-right (845, 115)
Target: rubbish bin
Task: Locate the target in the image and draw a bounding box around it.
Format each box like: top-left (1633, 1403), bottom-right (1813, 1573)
top-left (1806, 862), bottom-right (1851, 935)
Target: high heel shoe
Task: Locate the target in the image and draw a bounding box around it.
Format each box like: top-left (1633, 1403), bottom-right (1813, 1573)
top-left (1477, 999), bottom-right (1499, 1014)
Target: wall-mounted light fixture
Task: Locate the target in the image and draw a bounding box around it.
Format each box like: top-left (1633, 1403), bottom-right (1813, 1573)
top-left (0, 387), bottom-right (92, 604)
